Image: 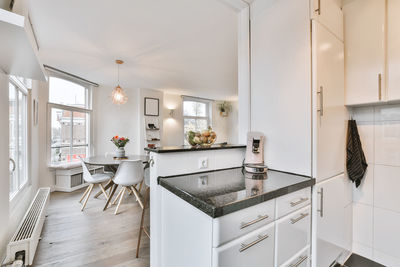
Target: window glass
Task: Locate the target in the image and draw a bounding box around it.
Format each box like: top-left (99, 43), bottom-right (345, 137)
top-left (9, 81), bottom-right (27, 199)
top-left (49, 77), bottom-right (88, 108)
top-left (182, 98), bottom-right (211, 145)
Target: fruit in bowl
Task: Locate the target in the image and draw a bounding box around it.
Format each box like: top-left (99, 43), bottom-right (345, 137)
top-left (187, 127), bottom-right (217, 147)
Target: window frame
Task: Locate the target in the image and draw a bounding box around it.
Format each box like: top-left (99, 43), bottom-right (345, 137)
top-left (182, 96), bottom-right (213, 144)
top-left (9, 76), bottom-right (29, 201)
top-left (47, 75), bottom-right (93, 166)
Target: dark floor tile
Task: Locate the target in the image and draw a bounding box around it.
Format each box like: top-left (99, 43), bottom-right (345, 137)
top-left (345, 254), bottom-right (386, 267)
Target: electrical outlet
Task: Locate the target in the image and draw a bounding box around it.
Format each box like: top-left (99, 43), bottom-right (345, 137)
top-left (199, 157), bottom-right (208, 169)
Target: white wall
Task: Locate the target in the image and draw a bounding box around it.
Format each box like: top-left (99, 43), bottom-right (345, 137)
top-left (352, 105), bottom-right (400, 266)
top-left (0, 72), bottom-right (10, 260)
top-left (93, 86), bottom-right (141, 156)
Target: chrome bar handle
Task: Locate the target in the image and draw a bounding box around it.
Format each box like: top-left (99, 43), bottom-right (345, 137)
top-left (290, 197), bottom-right (309, 207)
top-left (290, 255), bottom-right (308, 267)
top-left (315, 0), bottom-right (321, 15)
top-left (9, 158), bottom-right (15, 172)
top-left (240, 214), bottom-right (269, 229)
top-left (317, 188), bottom-right (324, 217)
top-left (317, 86), bottom-right (324, 116)
top-left (290, 213), bottom-right (309, 224)
top-left (239, 234), bottom-right (269, 252)
top-left (378, 73), bottom-right (382, 100)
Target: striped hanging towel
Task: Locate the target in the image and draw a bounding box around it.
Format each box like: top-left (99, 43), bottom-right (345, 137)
top-left (346, 119), bottom-right (368, 187)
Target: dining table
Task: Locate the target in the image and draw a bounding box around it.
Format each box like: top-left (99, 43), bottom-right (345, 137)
top-left (83, 154), bottom-right (149, 211)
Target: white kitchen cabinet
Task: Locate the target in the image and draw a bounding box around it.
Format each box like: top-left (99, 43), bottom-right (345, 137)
top-left (387, 0), bottom-right (400, 101)
top-left (213, 198), bottom-right (275, 247)
top-left (281, 246), bottom-right (310, 267)
top-left (343, 0), bottom-right (386, 105)
top-left (312, 21), bottom-right (346, 183)
top-left (275, 187), bottom-right (311, 219)
top-left (311, 0), bottom-right (343, 41)
top-left (312, 174), bottom-right (352, 267)
top-left (212, 222), bottom-right (275, 267)
top-left (275, 206), bottom-right (311, 266)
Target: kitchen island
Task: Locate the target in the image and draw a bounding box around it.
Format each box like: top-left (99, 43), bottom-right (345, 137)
top-left (158, 168), bottom-right (315, 267)
top-left (145, 144), bottom-right (246, 267)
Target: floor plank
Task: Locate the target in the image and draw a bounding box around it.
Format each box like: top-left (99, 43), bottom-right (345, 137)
top-left (33, 187), bottom-right (150, 267)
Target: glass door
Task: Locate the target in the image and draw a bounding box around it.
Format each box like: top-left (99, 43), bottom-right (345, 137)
top-left (9, 81), bottom-right (27, 199)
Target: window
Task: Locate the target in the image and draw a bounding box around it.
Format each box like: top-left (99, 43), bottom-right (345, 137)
top-left (48, 76), bottom-right (92, 164)
top-left (183, 97), bottom-right (212, 144)
top-left (9, 78), bottom-right (28, 199)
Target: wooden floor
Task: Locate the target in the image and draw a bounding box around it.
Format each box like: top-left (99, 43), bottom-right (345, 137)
top-left (33, 186), bottom-right (150, 267)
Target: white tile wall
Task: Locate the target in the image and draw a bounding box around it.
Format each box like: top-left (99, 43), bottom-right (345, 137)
top-left (351, 104), bottom-right (400, 266)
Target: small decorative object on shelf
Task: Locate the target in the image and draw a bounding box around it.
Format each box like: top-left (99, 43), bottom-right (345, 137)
top-left (217, 101), bottom-right (231, 117)
top-left (111, 135), bottom-right (130, 158)
top-left (186, 126), bottom-right (217, 147)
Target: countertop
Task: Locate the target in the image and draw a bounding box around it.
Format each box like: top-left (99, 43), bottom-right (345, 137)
top-left (158, 167), bottom-right (315, 218)
top-left (144, 144), bottom-right (246, 153)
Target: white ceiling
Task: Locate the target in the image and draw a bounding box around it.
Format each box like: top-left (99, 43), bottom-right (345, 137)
top-left (28, 0), bottom-right (239, 100)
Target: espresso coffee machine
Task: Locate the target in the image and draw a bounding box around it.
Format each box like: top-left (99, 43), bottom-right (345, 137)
top-left (243, 132), bottom-right (268, 176)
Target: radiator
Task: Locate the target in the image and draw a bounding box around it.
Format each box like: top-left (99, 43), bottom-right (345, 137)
top-left (5, 187), bottom-right (50, 266)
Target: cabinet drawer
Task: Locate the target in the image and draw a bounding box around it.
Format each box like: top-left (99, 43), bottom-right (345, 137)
top-left (276, 187), bottom-right (311, 219)
top-left (276, 206), bottom-right (311, 266)
top-left (213, 222), bottom-right (274, 267)
top-left (280, 246), bottom-right (310, 267)
top-left (213, 199), bottom-right (275, 247)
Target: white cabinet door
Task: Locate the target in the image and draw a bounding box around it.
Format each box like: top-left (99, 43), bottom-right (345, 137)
top-left (311, 0), bottom-right (343, 41)
top-left (250, 0), bottom-right (311, 176)
top-left (343, 0), bottom-right (386, 105)
top-left (312, 174), bottom-right (352, 267)
top-left (275, 206), bottom-right (311, 266)
top-left (387, 0), bottom-right (400, 101)
top-left (312, 21), bottom-right (346, 182)
top-left (213, 222), bottom-right (275, 267)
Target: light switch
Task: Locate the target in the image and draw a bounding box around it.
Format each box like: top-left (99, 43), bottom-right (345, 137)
top-left (199, 157), bottom-right (208, 169)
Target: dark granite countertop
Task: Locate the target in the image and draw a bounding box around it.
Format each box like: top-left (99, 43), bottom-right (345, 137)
top-left (158, 167), bottom-right (315, 218)
top-left (144, 144), bottom-right (246, 153)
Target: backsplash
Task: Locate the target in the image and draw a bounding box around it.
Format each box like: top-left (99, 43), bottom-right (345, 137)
top-left (351, 104), bottom-right (400, 266)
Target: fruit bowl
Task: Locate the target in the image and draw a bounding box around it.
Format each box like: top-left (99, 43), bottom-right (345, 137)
top-left (186, 127), bottom-right (217, 147)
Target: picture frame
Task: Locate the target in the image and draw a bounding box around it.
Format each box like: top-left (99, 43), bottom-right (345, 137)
top-left (144, 97), bottom-right (159, 116)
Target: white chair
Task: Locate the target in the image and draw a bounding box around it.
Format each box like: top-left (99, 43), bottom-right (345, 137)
top-left (79, 158), bottom-right (113, 211)
top-left (112, 160), bottom-right (144, 215)
top-left (136, 162), bottom-right (150, 258)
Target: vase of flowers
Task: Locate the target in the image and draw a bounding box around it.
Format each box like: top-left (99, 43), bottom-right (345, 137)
top-left (111, 136), bottom-right (130, 158)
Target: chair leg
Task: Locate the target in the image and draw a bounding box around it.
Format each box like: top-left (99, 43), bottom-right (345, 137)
top-left (112, 187), bottom-right (123, 205)
top-left (81, 184), bottom-right (94, 211)
top-left (99, 184), bottom-right (109, 200)
top-left (79, 185), bottom-right (91, 203)
top-left (114, 187), bottom-right (126, 215)
top-left (138, 180), bottom-right (144, 193)
top-left (131, 185), bottom-right (144, 209)
top-left (136, 187), bottom-right (150, 258)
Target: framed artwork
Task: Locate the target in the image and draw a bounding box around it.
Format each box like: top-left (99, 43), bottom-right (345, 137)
top-left (144, 97), bottom-right (159, 116)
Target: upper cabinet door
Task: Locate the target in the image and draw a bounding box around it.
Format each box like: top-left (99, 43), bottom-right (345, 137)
top-left (343, 0), bottom-right (386, 106)
top-left (312, 0), bottom-right (343, 41)
top-left (312, 21), bottom-right (346, 182)
top-left (387, 0), bottom-right (400, 101)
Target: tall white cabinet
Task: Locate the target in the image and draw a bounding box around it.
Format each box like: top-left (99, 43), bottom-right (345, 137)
top-left (387, 0), bottom-right (400, 101)
top-left (250, 0), bottom-right (351, 266)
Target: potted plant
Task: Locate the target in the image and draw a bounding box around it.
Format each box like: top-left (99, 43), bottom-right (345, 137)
top-left (217, 101), bottom-right (231, 117)
top-left (111, 136), bottom-right (130, 158)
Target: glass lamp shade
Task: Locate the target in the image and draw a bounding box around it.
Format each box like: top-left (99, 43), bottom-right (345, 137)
top-left (111, 85), bottom-right (128, 105)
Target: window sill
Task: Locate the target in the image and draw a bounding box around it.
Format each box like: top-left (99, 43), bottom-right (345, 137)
top-left (48, 161), bottom-right (81, 170)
